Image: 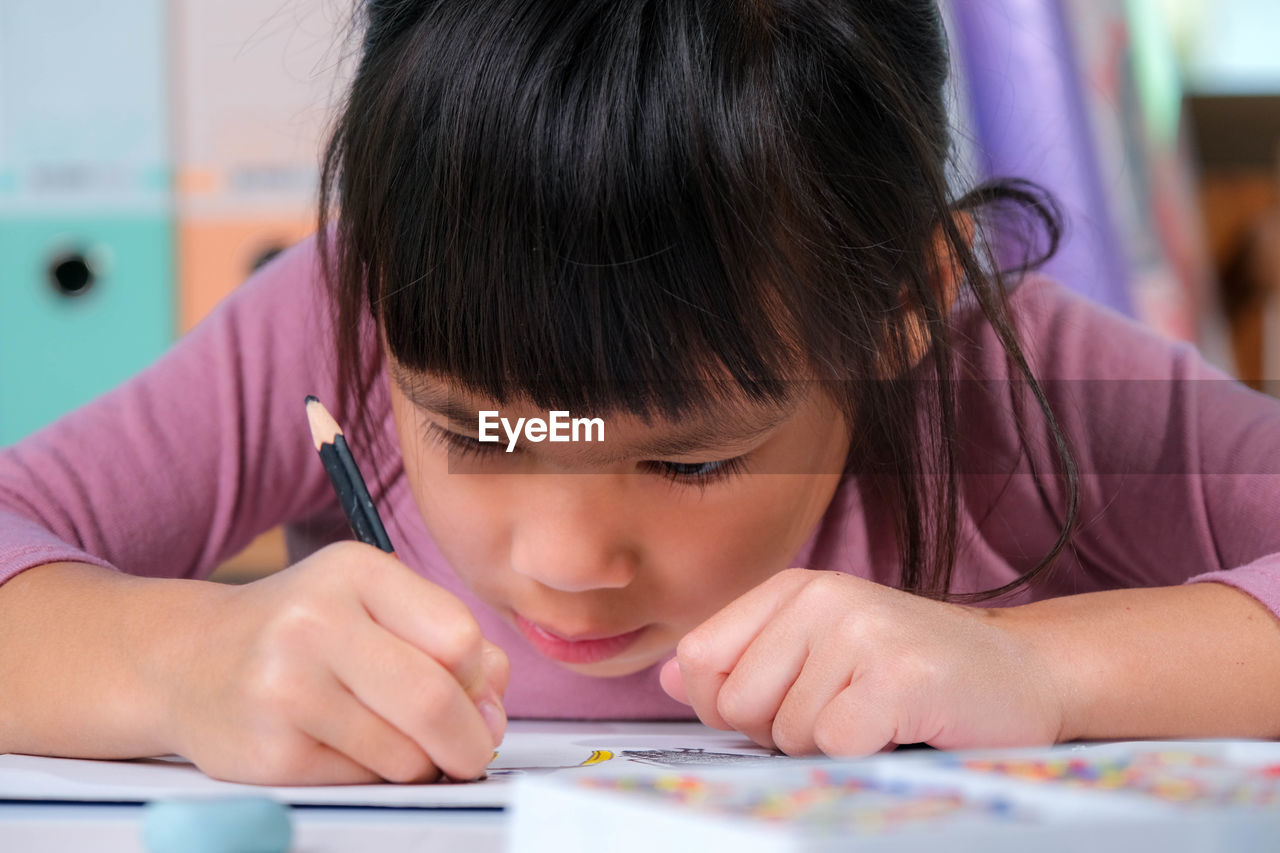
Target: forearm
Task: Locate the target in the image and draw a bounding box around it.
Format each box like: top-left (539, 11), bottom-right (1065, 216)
top-left (0, 562), bottom-right (230, 758)
top-left (990, 581), bottom-right (1280, 742)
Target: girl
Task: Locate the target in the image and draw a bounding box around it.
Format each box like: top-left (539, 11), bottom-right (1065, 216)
top-left (2, 0), bottom-right (1280, 787)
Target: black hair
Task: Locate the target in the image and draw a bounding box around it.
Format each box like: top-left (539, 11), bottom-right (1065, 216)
top-left (318, 0), bottom-right (1078, 602)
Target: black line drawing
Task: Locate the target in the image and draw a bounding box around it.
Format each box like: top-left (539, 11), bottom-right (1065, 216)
top-left (620, 748), bottom-right (782, 768)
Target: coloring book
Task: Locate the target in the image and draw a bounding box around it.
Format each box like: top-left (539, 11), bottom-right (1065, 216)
top-left (509, 739), bottom-right (1280, 852)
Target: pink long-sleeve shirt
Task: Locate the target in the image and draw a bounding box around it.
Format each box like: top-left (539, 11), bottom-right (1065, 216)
top-left (3, 235), bottom-right (1279, 719)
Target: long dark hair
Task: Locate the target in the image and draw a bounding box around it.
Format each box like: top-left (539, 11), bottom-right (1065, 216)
top-left (318, 0), bottom-right (1078, 603)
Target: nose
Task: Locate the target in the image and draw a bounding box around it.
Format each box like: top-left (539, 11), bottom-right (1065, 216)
top-left (508, 482), bottom-right (638, 593)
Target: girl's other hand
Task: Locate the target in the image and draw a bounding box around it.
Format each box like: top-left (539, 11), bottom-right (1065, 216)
top-left (659, 569), bottom-right (1064, 756)
top-left (167, 541), bottom-right (508, 785)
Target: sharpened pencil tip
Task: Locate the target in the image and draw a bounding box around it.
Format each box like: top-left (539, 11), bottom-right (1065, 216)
top-left (304, 394), bottom-right (318, 405)
top-left (305, 396), bottom-right (344, 450)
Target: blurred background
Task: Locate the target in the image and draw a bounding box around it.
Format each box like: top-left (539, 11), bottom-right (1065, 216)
top-left (2, 0), bottom-right (1279, 581)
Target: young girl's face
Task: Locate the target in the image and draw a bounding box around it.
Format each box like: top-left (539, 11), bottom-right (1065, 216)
top-left (386, 364), bottom-right (851, 677)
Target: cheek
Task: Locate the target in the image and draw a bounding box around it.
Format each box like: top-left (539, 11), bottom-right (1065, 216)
top-left (402, 449), bottom-right (512, 582)
top-left (650, 475), bottom-right (839, 605)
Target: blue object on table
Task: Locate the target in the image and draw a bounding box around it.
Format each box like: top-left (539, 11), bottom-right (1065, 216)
top-left (141, 796), bottom-right (292, 853)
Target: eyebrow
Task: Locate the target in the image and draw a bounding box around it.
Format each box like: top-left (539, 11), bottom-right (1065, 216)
top-left (391, 369), bottom-right (793, 459)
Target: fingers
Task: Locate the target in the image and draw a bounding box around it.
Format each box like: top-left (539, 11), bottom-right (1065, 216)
top-left (478, 641), bottom-right (510, 745)
top-left (769, 640), bottom-right (873, 755)
top-left (675, 569), bottom-right (813, 732)
top-left (810, 681), bottom-right (901, 758)
top-left (481, 640), bottom-right (511, 701)
top-left (658, 658), bottom-right (687, 704)
top-left (207, 739), bottom-right (384, 787)
top-left (281, 743), bottom-right (386, 786)
top-left (713, 615), bottom-right (810, 750)
top-left (298, 543), bottom-right (510, 777)
top-left (186, 544), bottom-right (512, 786)
top-left (708, 634), bottom-right (900, 758)
top-left (768, 657), bottom-right (842, 755)
top-left (762, 635), bottom-right (926, 757)
top-left (349, 547), bottom-right (494, 698)
top-left (672, 570), bottom-right (915, 758)
top-left (289, 667), bottom-right (444, 784)
top-left (341, 544), bottom-right (510, 746)
top-left (323, 616), bottom-right (498, 780)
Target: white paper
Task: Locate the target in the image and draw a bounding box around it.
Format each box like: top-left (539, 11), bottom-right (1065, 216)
top-left (0, 720), bottom-right (781, 808)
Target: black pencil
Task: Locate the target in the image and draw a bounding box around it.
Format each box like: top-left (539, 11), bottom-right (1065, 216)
top-left (304, 395), bottom-right (394, 553)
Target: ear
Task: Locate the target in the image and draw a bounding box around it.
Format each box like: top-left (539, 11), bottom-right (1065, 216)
top-left (878, 212), bottom-right (974, 377)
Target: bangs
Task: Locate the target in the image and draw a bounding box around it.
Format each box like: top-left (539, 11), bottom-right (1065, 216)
top-left (342, 1), bottom-right (834, 419)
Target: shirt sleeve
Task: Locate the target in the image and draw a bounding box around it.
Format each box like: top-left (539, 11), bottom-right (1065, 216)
top-left (956, 276), bottom-right (1280, 615)
top-left (0, 235), bottom-right (344, 584)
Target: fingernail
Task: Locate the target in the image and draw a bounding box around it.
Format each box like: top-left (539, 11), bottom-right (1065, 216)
top-left (478, 698), bottom-right (506, 746)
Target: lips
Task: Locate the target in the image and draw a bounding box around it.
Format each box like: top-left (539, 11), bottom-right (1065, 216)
top-left (513, 612), bottom-right (647, 665)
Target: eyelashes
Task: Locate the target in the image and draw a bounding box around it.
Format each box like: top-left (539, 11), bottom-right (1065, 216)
top-left (643, 456), bottom-right (748, 485)
top-left (422, 423), bottom-right (494, 462)
top-left (421, 422), bottom-right (749, 486)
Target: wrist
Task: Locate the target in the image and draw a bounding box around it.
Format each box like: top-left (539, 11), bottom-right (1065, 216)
top-left (972, 600), bottom-right (1093, 744)
top-left (0, 563), bottom-right (233, 758)
top-left (118, 574), bottom-right (238, 757)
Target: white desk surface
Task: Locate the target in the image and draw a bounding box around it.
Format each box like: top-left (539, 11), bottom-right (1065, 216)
top-left (0, 803), bottom-right (506, 853)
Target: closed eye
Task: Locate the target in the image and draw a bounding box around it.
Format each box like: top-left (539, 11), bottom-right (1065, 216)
top-left (424, 422), bottom-right (749, 485)
top-left (423, 422), bottom-right (504, 459)
top-left (640, 457), bottom-right (748, 485)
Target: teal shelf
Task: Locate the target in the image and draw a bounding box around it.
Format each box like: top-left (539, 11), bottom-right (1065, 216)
top-left (0, 216), bottom-right (174, 444)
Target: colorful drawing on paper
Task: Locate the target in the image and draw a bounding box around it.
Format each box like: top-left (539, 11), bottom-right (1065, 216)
top-left (575, 766), bottom-right (1029, 834)
top-left (953, 750), bottom-right (1280, 808)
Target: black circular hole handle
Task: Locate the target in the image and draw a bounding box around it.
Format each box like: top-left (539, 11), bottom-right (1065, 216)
top-left (48, 251), bottom-right (96, 297)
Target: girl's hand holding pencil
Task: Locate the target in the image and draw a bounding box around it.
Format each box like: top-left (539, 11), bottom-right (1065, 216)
top-left (123, 395), bottom-right (511, 788)
top-left (168, 542), bottom-right (509, 785)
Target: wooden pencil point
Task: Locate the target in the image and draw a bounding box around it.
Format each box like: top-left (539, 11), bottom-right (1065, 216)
top-left (305, 395), bottom-right (394, 553)
top-left (305, 396), bottom-right (344, 450)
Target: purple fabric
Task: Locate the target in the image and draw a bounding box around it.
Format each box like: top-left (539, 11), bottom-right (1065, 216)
top-left (2, 235), bottom-right (1278, 719)
top-left (949, 0), bottom-right (1134, 316)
